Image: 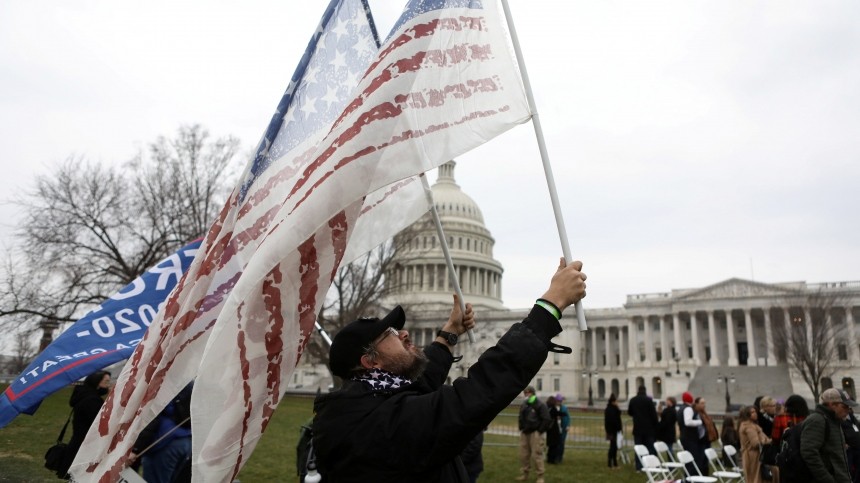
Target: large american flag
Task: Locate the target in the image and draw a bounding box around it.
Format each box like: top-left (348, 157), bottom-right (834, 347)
top-left (71, 0), bottom-right (530, 481)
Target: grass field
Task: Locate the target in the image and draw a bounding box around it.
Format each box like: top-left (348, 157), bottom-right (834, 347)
top-left (1, 386), bottom-right (647, 482)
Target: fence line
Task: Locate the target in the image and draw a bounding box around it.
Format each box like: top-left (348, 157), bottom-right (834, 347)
top-left (488, 413), bottom-right (632, 449)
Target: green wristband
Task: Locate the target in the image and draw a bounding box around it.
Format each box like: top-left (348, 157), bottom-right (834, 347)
top-left (535, 299), bottom-right (561, 320)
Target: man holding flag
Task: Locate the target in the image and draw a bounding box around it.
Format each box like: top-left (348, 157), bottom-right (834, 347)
top-left (313, 258), bottom-right (586, 482)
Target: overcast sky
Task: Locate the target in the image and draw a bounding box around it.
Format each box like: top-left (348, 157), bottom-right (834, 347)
top-left (1, 1), bottom-right (858, 315)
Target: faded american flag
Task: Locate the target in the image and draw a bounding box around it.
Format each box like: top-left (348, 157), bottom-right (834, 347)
top-left (71, 0), bottom-right (530, 481)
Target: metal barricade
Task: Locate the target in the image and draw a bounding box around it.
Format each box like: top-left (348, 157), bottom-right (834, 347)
top-left (485, 411), bottom-right (634, 463)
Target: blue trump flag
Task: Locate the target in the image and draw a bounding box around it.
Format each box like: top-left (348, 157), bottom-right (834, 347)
top-left (0, 239), bottom-right (202, 428)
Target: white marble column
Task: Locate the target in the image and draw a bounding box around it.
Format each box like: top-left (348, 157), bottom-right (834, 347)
top-left (644, 316), bottom-right (654, 365)
top-left (591, 328), bottom-right (599, 368)
top-left (826, 308), bottom-right (837, 354)
top-left (848, 306), bottom-right (860, 364)
top-left (743, 309), bottom-right (757, 366)
top-left (805, 308), bottom-right (813, 344)
top-left (605, 328), bottom-right (613, 370)
top-left (690, 311), bottom-right (701, 365)
top-left (470, 267), bottom-right (477, 292)
top-left (659, 316), bottom-right (670, 365)
top-left (620, 327), bottom-right (629, 368)
top-left (628, 320), bottom-right (639, 366)
top-left (726, 310), bottom-right (739, 366)
top-left (764, 308), bottom-right (775, 365)
top-left (707, 311), bottom-right (719, 366)
top-left (672, 313), bottom-right (684, 362)
top-left (782, 307), bottom-right (792, 363)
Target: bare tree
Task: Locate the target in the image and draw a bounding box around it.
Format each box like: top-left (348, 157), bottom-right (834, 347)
top-left (132, 125), bottom-right (241, 243)
top-left (772, 288), bottom-right (850, 402)
top-left (0, 124), bottom-right (240, 333)
top-left (2, 327), bottom-right (38, 374)
top-left (305, 241), bottom-right (403, 366)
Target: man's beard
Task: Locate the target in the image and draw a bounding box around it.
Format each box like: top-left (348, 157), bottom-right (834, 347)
top-left (381, 347), bottom-right (429, 380)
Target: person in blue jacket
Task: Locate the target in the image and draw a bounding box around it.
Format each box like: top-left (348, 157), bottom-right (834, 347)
top-left (131, 383), bottom-right (193, 483)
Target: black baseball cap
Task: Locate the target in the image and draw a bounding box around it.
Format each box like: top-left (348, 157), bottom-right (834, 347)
top-left (328, 306), bottom-right (405, 378)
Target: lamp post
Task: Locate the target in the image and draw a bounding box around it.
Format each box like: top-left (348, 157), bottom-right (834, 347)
top-left (717, 373), bottom-right (736, 413)
top-left (582, 370), bottom-right (598, 407)
top-left (673, 355), bottom-right (681, 375)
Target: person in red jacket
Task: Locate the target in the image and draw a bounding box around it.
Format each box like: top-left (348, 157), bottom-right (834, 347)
top-left (313, 259), bottom-right (587, 483)
top-left (771, 394), bottom-right (810, 445)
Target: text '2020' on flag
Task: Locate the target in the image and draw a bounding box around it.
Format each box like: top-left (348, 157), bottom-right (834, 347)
top-left (71, 0), bottom-right (530, 481)
top-left (0, 240), bottom-right (201, 429)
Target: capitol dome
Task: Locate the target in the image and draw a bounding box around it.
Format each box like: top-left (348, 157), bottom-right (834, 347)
top-left (385, 161), bottom-right (505, 310)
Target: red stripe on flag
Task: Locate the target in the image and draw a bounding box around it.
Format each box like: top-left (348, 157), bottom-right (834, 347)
top-left (262, 264), bottom-right (285, 424)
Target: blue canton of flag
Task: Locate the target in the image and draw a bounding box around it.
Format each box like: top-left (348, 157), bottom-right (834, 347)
top-left (239, 0), bottom-right (381, 202)
top-left (388, 0), bottom-right (484, 39)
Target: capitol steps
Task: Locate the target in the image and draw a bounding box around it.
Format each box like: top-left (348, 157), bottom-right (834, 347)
top-left (687, 365), bottom-right (794, 414)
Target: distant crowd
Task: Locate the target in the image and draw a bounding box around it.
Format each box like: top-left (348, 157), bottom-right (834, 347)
top-left (618, 385), bottom-right (860, 483)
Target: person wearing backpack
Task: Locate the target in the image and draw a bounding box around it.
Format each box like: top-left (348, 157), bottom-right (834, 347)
top-left (772, 395), bottom-right (810, 445)
top-left (518, 386), bottom-right (551, 482)
top-left (62, 371), bottom-right (112, 478)
top-left (800, 388), bottom-right (856, 483)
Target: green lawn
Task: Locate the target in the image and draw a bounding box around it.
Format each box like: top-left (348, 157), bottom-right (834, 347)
top-left (1, 386), bottom-right (645, 482)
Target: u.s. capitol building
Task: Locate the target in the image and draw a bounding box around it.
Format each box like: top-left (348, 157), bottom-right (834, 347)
top-left (294, 161), bottom-right (860, 410)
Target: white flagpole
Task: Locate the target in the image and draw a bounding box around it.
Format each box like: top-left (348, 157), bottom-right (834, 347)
top-left (500, 0), bottom-right (588, 332)
top-left (314, 320), bottom-right (333, 346)
top-left (420, 173), bottom-right (476, 344)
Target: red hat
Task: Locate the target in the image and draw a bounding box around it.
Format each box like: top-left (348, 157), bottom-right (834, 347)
top-left (682, 392), bottom-right (694, 404)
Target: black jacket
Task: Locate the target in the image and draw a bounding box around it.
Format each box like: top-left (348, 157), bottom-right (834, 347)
top-left (519, 398), bottom-right (551, 434)
top-left (59, 384), bottom-right (106, 477)
top-left (68, 384), bottom-right (105, 453)
top-left (313, 306), bottom-right (561, 483)
top-left (801, 404), bottom-right (851, 483)
top-left (659, 405), bottom-right (678, 444)
top-left (459, 430), bottom-right (484, 479)
top-left (628, 393), bottom-right (659, 437)
top-left (605, 404), bottom-right (623, 435)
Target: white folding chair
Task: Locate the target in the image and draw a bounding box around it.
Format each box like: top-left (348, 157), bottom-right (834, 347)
top-left (721, 445), bottom-right (743, 475)
top-left (641, 454), bottom-right (674, 483)
top-left (619, 433), bottom-right (632, 465)
top-left (676, 450), bottom-right (718, 483)
top-left (653, 440), bottom-right (685, 479)
top-left (634, 444), bottom-right (651, 469)
top-left (704, 447), bottom-right (744, 483)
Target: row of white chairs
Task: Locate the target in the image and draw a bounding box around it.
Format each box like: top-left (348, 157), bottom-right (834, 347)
top-left (634, 442), bottom-right (745, 483)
